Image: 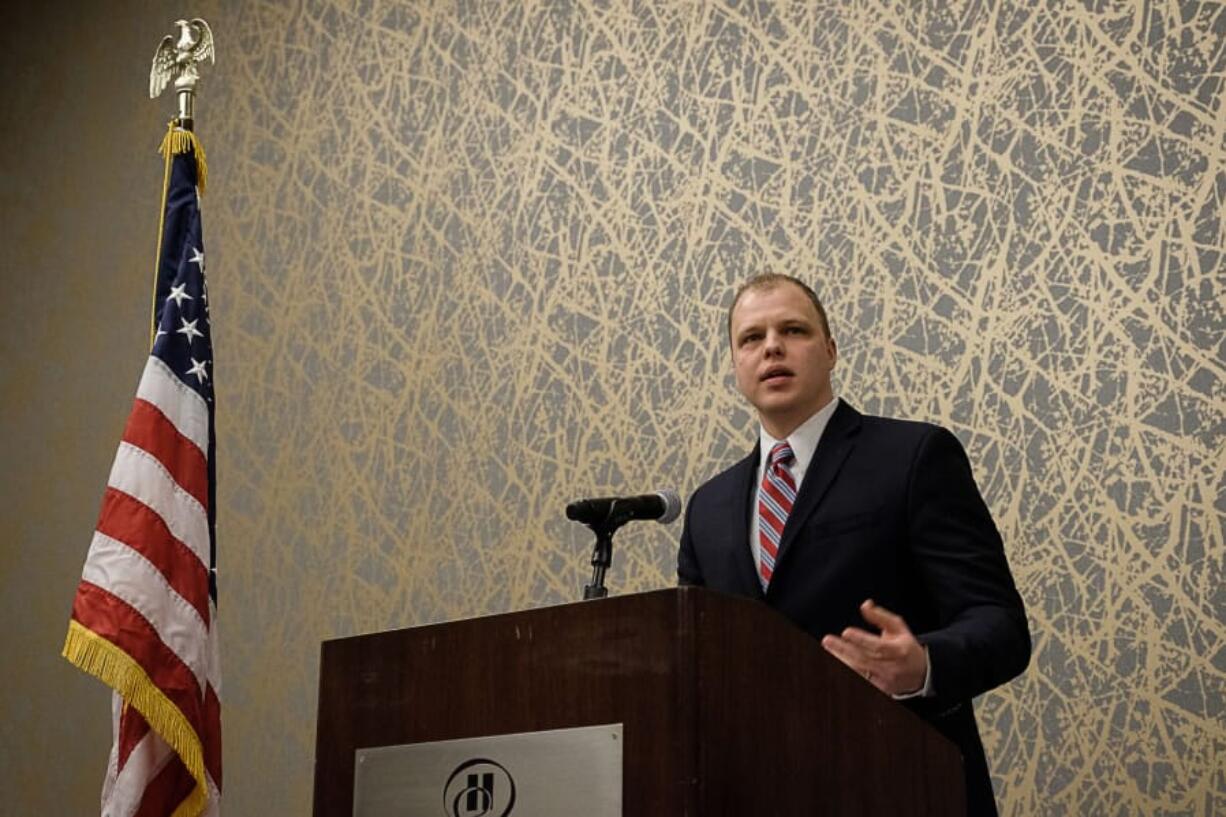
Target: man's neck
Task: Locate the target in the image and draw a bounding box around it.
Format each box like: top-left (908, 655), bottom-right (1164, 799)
top-left (760, 395), bottom-right (836, 440)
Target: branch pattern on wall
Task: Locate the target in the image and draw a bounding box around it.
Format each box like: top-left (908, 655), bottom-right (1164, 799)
top-left (206, 2), bottom-right (1224, 814)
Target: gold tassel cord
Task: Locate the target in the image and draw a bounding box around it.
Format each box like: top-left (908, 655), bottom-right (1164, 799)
top-left (158, 125), bottom-right (209, 194)
top-left (62, 620), bottom-right (211, 817)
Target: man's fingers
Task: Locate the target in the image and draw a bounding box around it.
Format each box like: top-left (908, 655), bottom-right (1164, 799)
top-left (839, 626), bottom-right (884, 653)
top-left (860, 599), bottom-right (910, 634)
top-left (821, 634), bottom-right (867, 673)
top-left (823, 635), bottom-right (890, 691)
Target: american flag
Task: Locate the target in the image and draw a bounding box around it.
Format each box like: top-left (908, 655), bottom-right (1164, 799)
top-left (63, 128), bottom-right (222, 817)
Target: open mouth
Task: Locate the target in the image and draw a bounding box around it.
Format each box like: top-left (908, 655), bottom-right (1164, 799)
top-left (760, 367), bottom-right (793, 383)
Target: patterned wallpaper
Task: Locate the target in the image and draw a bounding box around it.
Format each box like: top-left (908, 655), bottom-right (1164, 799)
top-left (2, 1), bottom-right (1222, 815)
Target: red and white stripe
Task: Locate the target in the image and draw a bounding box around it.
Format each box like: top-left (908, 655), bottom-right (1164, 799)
top-left (71, 354), bottom-right (222, 817)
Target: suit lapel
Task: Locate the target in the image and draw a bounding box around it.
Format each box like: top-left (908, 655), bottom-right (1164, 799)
top-left (730, 444), bottom-right (765, 598)
top-left (772, 401), bottom-right (863, 576)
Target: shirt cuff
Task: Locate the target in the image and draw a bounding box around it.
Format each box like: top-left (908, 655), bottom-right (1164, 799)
top-left (891, 646), bottom-right (933, 700)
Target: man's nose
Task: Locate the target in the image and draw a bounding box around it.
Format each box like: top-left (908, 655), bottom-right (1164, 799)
top-left (763, 330), bottom-right (784, 355)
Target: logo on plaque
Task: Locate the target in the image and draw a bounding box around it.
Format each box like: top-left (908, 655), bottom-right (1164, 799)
top-left (442, 758), bottom-right (517, 817)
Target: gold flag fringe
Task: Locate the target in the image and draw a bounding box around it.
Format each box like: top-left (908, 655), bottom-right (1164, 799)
top-left (63, 620), bottom-right (210, 817)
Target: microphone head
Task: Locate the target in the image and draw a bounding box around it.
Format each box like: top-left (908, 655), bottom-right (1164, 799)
top-left (654, 490), bottom-right (682, 524)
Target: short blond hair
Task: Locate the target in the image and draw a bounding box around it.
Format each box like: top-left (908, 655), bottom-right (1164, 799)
top-left (727, 273), bottom-right (832, 342)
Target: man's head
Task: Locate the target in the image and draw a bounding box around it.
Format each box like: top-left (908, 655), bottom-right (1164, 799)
top-left (727, 274), bottom-right (837, 439)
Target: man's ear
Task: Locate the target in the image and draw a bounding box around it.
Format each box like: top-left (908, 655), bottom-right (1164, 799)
top-left (828, 336), bottom-right (838, 366)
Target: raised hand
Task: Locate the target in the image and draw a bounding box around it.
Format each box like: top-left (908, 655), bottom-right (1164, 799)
top-left (820, 599), bottom-right (928, 696)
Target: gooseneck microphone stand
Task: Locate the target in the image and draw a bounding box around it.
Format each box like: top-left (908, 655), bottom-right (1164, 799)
top-left (582, 522), bottom-right (617, 600)
top-left (578, 503), bottom-right (638, 600)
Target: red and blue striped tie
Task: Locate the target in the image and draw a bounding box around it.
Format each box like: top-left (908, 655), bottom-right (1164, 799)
top-left (759, 441), bottom-right (796, 589)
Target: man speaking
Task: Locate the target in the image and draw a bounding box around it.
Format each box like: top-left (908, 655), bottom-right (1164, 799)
top-left (677, 273), bottom-right (1030, 817)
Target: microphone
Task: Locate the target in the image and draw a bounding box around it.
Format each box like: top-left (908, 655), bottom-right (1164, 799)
top-left (566, 490), bottom-right (682, 526)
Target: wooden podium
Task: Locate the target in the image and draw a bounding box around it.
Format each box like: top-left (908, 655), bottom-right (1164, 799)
top-left (314, 587), bottom-right (965, 815)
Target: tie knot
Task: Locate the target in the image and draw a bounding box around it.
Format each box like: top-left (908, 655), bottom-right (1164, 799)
top-left (769, 442), bottom-right (794, 468)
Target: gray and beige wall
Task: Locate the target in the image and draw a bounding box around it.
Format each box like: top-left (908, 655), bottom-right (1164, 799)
top-left (2, 2), bottom-right (1221, 814)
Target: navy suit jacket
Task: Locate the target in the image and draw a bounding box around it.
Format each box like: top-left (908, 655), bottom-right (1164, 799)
top-left (678, 401), bottom-right (1030, 817)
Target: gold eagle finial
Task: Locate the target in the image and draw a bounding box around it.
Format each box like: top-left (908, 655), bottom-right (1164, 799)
top-left (149, 18), bottom-right (215, 100)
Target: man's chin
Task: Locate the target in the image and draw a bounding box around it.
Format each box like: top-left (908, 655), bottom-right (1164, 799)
top-left (756, 385), bottom-right (802, 404)
top-left (753, 395), bottom-right (803, 419)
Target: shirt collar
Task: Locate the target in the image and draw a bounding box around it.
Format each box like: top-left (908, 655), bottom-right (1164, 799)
top-left (758, 396), bottom-right (840, 477)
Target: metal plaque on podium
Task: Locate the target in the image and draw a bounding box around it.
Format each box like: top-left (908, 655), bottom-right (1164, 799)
top-left (352, 724), bottom-right (623, 817)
